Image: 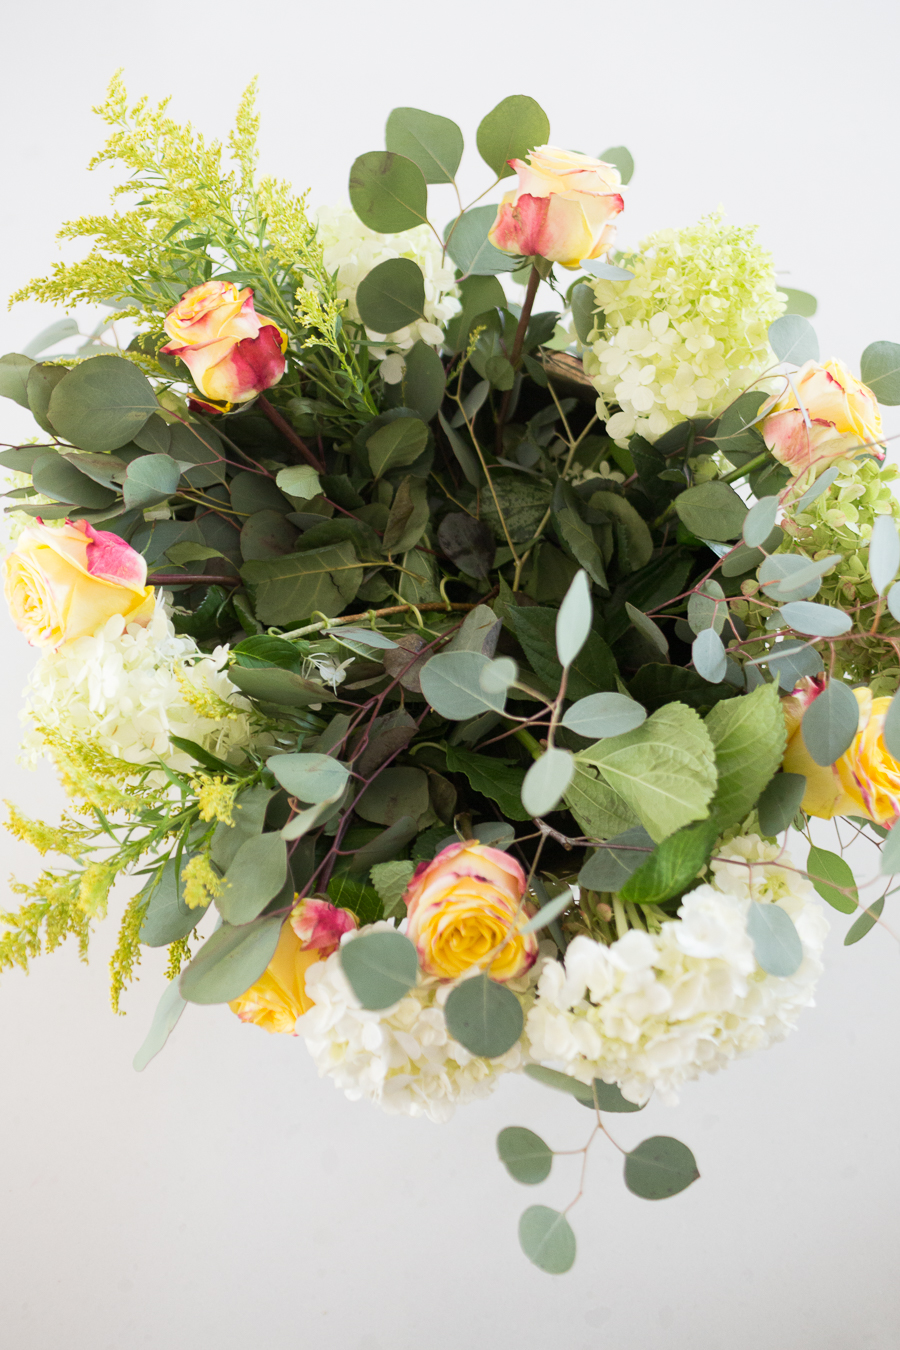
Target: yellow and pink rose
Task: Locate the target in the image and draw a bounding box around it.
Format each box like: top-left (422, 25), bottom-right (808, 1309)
top-left (761, 358), bottom-right (883, 477)
top-left (161, 280), bottom-right (287, 410)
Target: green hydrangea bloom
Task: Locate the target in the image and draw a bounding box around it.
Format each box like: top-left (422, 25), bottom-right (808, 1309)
top-left (583, 213), bottom-right (785, 445)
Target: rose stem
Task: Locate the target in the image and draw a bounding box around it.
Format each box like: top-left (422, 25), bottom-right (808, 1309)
top-left (257, 395), bottom-right (325, 472)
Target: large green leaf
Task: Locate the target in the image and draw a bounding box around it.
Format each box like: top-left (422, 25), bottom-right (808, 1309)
top-left (217, 832), bottom-right (288, 925)
top-left (506, 606), bottom-right (618, 700)
top-left (518, 1206), bottom-right (576, 1275)
top-left (588, 489), bottom-right (653, 573)
top-left (0, 352), bottom-right (35, 407)
top-left (806, 845), bottom-right (858, 914)
top-left (47, 355), bottom-right (158, 452)
top-left (578, 702), bottom-right (717, 842)
top-left (349, 151), bottom-right (428, 233)
top-left (366, 417), bottom-right (429, 478)
top-left (340, 929), bottom-right (419, 1009)
top-left (268, 753), bottom-right (350, 803)
top-left (241, 540), bottom-right (363, 625)
top-left (355, 766), bottom-right (430, 826)
top-left (401, 342), bottom-right (446, 422)
top-left (420, 650), bottom-right (507, 720)
top-left (444, 745), bottom-right (530, 820)
top-left (139, 858), bottom-right (209, 947)
top-left (705, 682), bottom-right (786, 828)
top-left (674, 480), bottom-right (748, 541)
top-left (552, 480), bottom-right (607, 587)
top-left (564, 761), bottom-right (640, 841)
top-left (355, 258), bottom-right (426, 333)
top-left (860, 340), bottom-right (900, 406)
top-left (444, 973), bottom-right (523, 1056)
top-left (619, 818), bottom-right (719, 905)
top-left (476, 95), bottom-right (550, 178)
top-left (624, 1137), bottom-right (700, 1199)
top-left (179, 914), bottom-right (284, 1004)
top-left (133, 980), bottom-right (186, 1072)
top-left (210, 785), bottom-right (275, 871)
top-left (444, 206), bottom-right (520, 276)
top-left (385, 107), bottom-right (463, 184)
top-left (122, 452), bottom-right (182, 510)
top-left (31, 452), bottom-right (118, 508)
top-left (497, 1127), bottom-right (553, 1185)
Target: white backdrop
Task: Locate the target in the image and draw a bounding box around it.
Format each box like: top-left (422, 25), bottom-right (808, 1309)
top-left (1, 1), bottom-right (899, 1345)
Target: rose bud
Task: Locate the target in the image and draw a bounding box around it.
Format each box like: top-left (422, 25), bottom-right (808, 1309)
top-left (161, 280), bottom-right (287, 409)
top-left (760, 358), bottom-right (883, 477)
top-left (488, 146), bottom-right (624, 269)
top-left (4, 518), bottom-right (154, 650)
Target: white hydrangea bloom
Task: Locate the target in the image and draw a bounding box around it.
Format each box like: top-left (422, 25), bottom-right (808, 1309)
top-left (583, 214), bottom-right (785, 446)
top-left (20, 597), bottom-right (259, 784)
top-left (526, 834), bottom-right (828, 1105)
top-left (314, 205), bottom-right (460, 378)
top-left (299, 922), bottom-right (544, 1123)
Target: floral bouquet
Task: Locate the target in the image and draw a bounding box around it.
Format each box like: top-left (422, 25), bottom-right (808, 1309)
top-left (2, 77), bottom-right (899, 1274)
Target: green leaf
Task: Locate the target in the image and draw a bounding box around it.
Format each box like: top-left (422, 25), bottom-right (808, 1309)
top-left (497, 1127), bottom-right (553, 1184)
top-left (30, 452), bottom-right (118, 508)
top-left (139, 858), bottom-right (209, 947)
top-left (579, 702), bottom-right (717, 842)
top-left (705, 682), bottom-right (786, 828)
top-left (881, 823), bottom-right (900, 874)
top-left (241, 540), bottom-right (362, 625)
top-left (210, 785), bottom-right (275, 871)
top-left (806, 845), bottom-right (858, 914)
top-left (518, 1206), bottom-right (576, 1275)
top-left (217, 832), bottom-right (288, 925)
top-left (340, 929), bottom-right (419, 1009)
top-left (779, 288), bottom-right (817, 318)
top-left (578, 825), bottom-right (654, 890)
top-left (750, 638), bottom-right (824, 691)
top-left (579, 1080), bottom-right (645, 1112)
top-left (47, 355), bottom-right (158, 452)
top-left (370, 859), bottom-right (416, 919)
top-left (800, 679), bottom-right (860, 766)
top-left (133, 414), bottom-right (172, 454)
top-left (26, 363), bottom-right (69, 435)
top-left (570, 284), bottom-right (598, 345)
top-left (437, 411), bottom-right (482, 486)
top-left (268, 752), bottom-right (350, 803)
top-left (444, 745), bottom-right (530, 820)
top-left (506, 606), bottom-right (618, 700)
top-left (326, 874), bottom-right (382, 926)
top-left (743, 496), bottom-right (780, 548)
top-left (625, 602), bottom-right (669, 657)
top-left (758, 552), bottom-right (841, 602)
top-left (355, 766), bottom-right (430, 826)
top-left (122, 452), bottom-right (181, 510)
top-left (476, 95), bottom-right (550, 178)
top-left (444, 206), bottom-right (519, 276)
top-left (356, 257), bottom-right (426, 333)
top-left (401, 341), bottom-right (446, 422)
top-left (521, 747), bottom-right (575, 816)
top-left (778, 601), bottom-right (852, 637)
top-left (524, 1064), bottom-right (594, 1101)
top-left (179, 914), bottom-right (284, 1004)
top-left (692, 628), bottom-right (727, 683)
top-left (133, 979), bottom-right (186, 1072)
top-left (555, 569), bottom-right (592, 668)
top-left (586, 489), bottom-right (653, 573)
top-left (382, 475), bottom-right (429, 555)
top-left (420, 650), bottom-right (507, 720)
top-left (281, 797), bottom-right (341, 842)
top-left (348, 151), bottom-right (428, 233)
top-left (674, 481), bottom-right (748, 541)
top-left (275, 464), bottom-right (321, 501)
top-left (349, 817), bottom-right (419, 873)
top-left (366, 417), bottom-right (429, 478)
top-left (869, 515), bottom-right (900, 595)
top-left (883, 693), bottom-right (900, 760)
top-left (687, 579), bottom-right (726, 635)
top-left (565, 761), bottom-right (640, 840)
top-left (619, 818), bottom-right (719, 906)
top-left (520, 888), bottom-right (572, 934)
top-left (768, 314), bottom-right (819, 366)
top-left (0, 352), bottom-right (35, 407)
top-left (757, 773), bottom-right (806, 836)
top-left (860, 341), bottom-right (900, 406)
top-left (385, 106), bottom-right (463, 184)
top-left (165, 542), bottom-right (224, 566)
top-left (552, 480), bottom-right (607, 587)
top-left (624, 1137), bottom-right (700, 1200)
top-left (561, 692), bottom-right (646, 740)
top-left (228, 665), bottom-right (334, 708)
top-left (598, 145), bottom-right (634, 184)
top-left (746, 901), bottom-right (803, 976)
top-left (444, 973), bottom-right (524, 1057)
top-left (844, 895), bottom-right (885, 946)
top-left (794, 464), bottom-right (840, 512)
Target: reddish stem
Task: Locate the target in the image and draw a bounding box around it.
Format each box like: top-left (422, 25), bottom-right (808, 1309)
top-left (257, 395), bottom-right (325, 472)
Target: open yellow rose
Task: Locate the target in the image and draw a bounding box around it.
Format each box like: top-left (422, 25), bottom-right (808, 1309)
top-left (782, 678), bottom-right (900, 825)
top-left (4, 518), bottom-right (154, 650)
top-left (760, 358), bottom-right (883, 477)
top-left (488, 146), bottom-right (624, 269)
top-left (403, 840), bottom-right (538, 982)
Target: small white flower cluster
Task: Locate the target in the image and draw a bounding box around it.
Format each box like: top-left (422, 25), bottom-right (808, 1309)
top-left (526, 834), bottom-right (829, 1105)
top-left (314, 205), bottom-right (460, 382)
top-left (299, 923), bottom-right (542, 1123)
top-left (20, 598), bottom-right (258, 784)
top-left (582, 214), bottom-right (784, 446)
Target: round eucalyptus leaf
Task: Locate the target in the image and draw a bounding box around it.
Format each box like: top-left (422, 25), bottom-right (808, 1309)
top-left (179, 914), bottom-right (284, 1005)
top-left (0, 352), bottom-right (36, 407)
top-left (757, 773), bottom-right (807, 836)
top-left (355, 258), bottom-right (426, 334)
top-left (674, 480), bottom-right (748, 541)
top-left (26, 362), bottom-right (69, 435)
top-left (883, 693), bottom-right (900, 760)
top-left (574, 1080), bottom-right (646, 1113)
top-left (420, 650), bottom-right (507, 720)
top-left (385, 106), bottom-right (463, 184)
top-left (793, 463), bottom-right (841, 513)
top-left (751, 638), bottom-right (824, 691)
top-left (47, 354), bottom-right (158, 452)
top-left (598, 144), bottom-right (634, 184)
top-left (556, 569), bottom-right (592, 668)
top-left (444, 973), bottom-right (524, 1057)
top-left (276, 465), bottom-right (321, 500)
top-left (348, 151), bottom-right (428, 233)
top-left (444, 206), bottom-right (519, 276)
top-left (779, 288), bottom-right (818, 318)
top-left (561, 692), bottom-right (646, 740)
top-left (746, 900), bottom-right (803, 976)
top-left (777, 601), bottom-right (852, 637)
top-left (480, 656), bottom-right (518, 695)
top-left (692, 628), bottom-right (727, 683)
top-left (768, 314), bottom-right (819, 366)
top-left (624, 1136), bottom-right (700, 1200)
top-left (518, 1206), bottom-right (576, 1274)
top-left (268, 752), bottom-right (350, 803)
top-left (860, 340), bottom-right (900, 406)
top-left (521, 747), bottom-right (575, 817)
top-left (869, 515), bottom-right (900, 595)
top-left (800, 679), bottom-right (860, 766)
top-left (742, 495), bottom-right (779, 548)
top-left (30, 451), bottom-right (118, 508)
top-left (758, 552), bottom-right (841, 602)
top-left (122, 453), bottom-right (182, 510)
top-left (139, 857), bottom-right (209, 947)
top-left (888, 581), bottom-right (900, 624)
top-left (340, 930), bottom-right (419, 1010)
top-left (217, 832), bottom-right (288, 925)
top-left (497, 1126), bottom-right (553, 1184)
top-left (476, 95), bottom-right (550, 178)
top-left (686, 580), bottom-right (725, 635)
